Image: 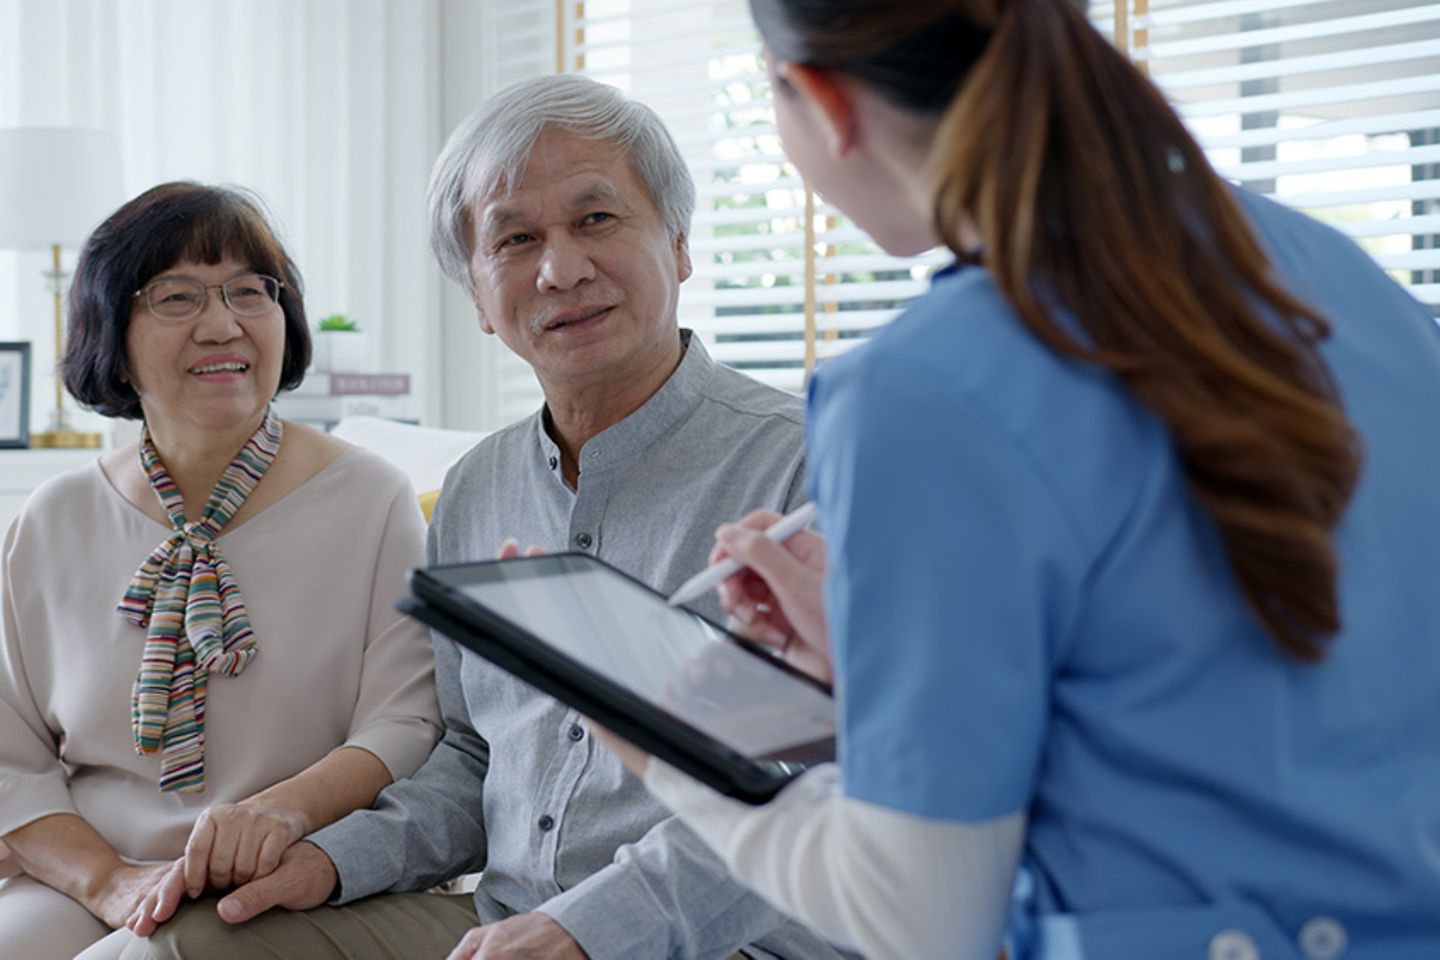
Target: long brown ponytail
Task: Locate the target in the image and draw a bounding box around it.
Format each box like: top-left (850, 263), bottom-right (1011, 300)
top-left (753, 0), bottom-right (1362, 661)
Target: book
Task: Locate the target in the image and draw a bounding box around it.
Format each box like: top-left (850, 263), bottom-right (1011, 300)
top-left (289, 371), bottom-right (411, 397)
top-left (272, 392), bottom-right (412, 422)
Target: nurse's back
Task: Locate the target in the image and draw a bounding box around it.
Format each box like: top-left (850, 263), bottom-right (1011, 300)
top-left (1022, 191), bottom-right (1440, 959)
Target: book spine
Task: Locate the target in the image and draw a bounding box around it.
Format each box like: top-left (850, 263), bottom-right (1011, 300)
top-left (272, 394), bottom-right (412, 421)
top-left (328, 373), bottom-right (411, 395)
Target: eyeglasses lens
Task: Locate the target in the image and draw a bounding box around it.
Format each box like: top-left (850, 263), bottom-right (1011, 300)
top-left (223, 276), bottom-right (280, 315)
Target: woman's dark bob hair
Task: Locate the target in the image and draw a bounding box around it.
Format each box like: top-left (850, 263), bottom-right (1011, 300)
top-left (62, 181), bottom-right (310, 420)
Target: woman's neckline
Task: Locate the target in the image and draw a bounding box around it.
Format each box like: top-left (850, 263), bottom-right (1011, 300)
top-left (94, 443), bottom-right (362, 539)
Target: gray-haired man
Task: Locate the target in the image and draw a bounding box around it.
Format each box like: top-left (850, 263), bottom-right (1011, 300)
top-left (123, 76), bottom-right (846, 960)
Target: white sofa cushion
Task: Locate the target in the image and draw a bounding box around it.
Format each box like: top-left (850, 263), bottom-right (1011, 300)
top-left (330, 416), bottom-right (485, 495)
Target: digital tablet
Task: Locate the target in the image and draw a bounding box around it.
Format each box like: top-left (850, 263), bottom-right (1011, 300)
top-left (401, 553), bottom-right (835, 803)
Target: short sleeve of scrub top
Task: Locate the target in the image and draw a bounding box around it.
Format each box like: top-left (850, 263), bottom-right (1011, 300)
top-left (807, 291), bottom-right (1095, 824)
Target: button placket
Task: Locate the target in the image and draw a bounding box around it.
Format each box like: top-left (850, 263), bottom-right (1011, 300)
top-left (567, 470), bottom-right (607, 555)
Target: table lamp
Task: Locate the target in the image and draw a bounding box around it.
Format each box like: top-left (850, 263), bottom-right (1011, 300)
top-left (0, 127), bottom-right (123, 448)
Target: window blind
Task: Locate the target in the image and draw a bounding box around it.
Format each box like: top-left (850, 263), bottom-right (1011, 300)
top-left (1123, 0), bottom-right (1440, 312)
top-left (485, 0), bottom-right (1439, 424)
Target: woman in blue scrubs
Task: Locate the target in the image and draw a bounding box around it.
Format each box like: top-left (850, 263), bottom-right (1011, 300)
top-left (600, 1), bottom-right (1440, 957)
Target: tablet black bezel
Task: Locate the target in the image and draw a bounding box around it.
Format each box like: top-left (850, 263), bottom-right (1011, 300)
top-left (402, 553), bottom-right (834, 804)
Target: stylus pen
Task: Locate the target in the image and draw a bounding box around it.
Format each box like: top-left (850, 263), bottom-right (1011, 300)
top-left (666, 501), bottom-right (820, 607)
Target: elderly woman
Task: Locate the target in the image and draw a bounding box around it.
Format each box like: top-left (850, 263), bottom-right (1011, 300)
top-left (0, 182), bottom-right (441, 960)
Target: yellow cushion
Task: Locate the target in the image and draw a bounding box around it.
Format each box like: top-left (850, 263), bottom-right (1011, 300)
top-left (419, 489), bottom-right (441, 523)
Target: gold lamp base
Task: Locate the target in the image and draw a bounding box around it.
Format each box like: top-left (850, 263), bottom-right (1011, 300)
top-left (30, 244), bottom-right (104, 451)
top-left (30, 429), bottom-right (103, 449)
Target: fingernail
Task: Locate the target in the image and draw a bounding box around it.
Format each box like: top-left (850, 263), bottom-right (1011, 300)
top-left (716, 525), bottom-right (738, 542)
top-left (218, 899), bottom-right (243, 922)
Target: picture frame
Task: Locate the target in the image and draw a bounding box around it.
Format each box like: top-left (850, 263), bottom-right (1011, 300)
top-left (0, 341), bottom-right (32, 449)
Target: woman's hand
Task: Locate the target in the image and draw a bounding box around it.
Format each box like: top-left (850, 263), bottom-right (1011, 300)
top-left (88, 861), bottom-right (174, 929)
top-left (180, 801), bottom-right (307, 896)
top-left (714, 510), bottom-right (833, 685)
top-left (125, 857), bottom-right (189, 937)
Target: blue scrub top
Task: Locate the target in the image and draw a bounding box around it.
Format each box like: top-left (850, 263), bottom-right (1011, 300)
top-left (806, 190), bottom-right (1440, 959)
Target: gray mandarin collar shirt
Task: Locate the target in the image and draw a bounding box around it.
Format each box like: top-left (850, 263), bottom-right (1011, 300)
top-left (309, 333), bottom-right (845, 959)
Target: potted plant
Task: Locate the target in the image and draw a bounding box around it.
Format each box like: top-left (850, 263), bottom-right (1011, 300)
top-left (311, 314), bottom-right (367, 372)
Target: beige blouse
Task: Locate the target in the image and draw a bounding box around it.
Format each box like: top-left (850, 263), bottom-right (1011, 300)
top-left (0, 446), bottom-right (441, 863)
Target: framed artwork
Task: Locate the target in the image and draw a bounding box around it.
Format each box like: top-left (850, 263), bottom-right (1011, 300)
top-left (0, 342), bottom-right (31, 449)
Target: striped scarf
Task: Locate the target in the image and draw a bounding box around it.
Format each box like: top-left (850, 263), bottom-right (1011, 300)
top-left (118, 410), bottom-right (282, 793)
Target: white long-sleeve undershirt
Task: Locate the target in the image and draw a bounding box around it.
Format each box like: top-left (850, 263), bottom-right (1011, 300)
top-left (645, 760), bottom-right (1026, 960)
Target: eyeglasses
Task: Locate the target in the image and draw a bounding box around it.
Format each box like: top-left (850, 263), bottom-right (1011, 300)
top-left (133, 274), bottom-right (285, 322)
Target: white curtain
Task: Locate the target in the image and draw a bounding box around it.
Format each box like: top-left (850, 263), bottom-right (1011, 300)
top-left (433, 0), bottom-right (560, 434)
top-left (0, 0), bottom-right (445, 433)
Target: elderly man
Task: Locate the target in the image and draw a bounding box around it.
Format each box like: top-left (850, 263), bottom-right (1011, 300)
top-left (123, 76), bottom-right (845, 960)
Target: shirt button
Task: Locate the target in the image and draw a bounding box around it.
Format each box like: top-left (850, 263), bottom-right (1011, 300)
top-left (568, 724), bottom-right (585, 742)
top-left (1208, 930), bottom-right (1260, 960)
top-left (537, 814), bottom-right (555, 832)
top-left (1298, 917), bottom-right (1347, 960)
top-left (574, 532), bottom-right (593, 549)
top-left (547, 456), bottom-right (558, 470)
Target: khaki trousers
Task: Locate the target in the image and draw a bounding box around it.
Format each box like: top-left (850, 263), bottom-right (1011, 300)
top-left (119, 891), bottom-right (481, 960)
top-left (120, 889), bottom-right (759, 960)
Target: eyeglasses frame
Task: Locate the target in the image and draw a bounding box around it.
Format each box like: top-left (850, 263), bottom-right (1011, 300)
top-left (131, 273), bottom-right (287, 322)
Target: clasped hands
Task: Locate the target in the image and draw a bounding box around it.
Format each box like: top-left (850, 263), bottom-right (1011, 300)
top-left (123, 799), bottom-right (305, 936)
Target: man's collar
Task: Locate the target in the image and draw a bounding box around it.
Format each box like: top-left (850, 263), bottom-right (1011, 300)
top-left (533, 329), bottom-right (714, 480)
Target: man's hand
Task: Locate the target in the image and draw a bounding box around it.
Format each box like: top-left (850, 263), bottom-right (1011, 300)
top-left (445, 912), bottom-right (589, 960)
top-left (498, 539), bottom-right (547, 559)
top-left (217, 841), bottom-right (337, 925)
top-left (181, 801), bottom-right (307, 894)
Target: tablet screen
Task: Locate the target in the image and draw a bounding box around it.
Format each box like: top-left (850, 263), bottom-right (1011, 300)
top-left (437, 556), bottom-right (835, 763)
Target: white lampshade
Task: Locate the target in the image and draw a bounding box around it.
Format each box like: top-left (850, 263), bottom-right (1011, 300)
top-left (0, 127), bottom-right (124, 250)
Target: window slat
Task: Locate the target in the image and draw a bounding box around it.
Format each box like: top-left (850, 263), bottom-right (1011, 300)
top-left (1139, 5), bottom-right (1440, 61)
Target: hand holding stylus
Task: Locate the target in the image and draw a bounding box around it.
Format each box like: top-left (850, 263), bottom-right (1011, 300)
top-left (705, 506), bottom-right (832, 686)
top-left (667, 502), bottom-right (819, 606)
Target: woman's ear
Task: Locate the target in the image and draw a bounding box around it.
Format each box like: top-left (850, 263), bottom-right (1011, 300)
top-left (775, 61), bottom-right (859, 158)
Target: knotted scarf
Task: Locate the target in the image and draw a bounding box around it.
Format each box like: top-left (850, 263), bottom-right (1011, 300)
top-left (118, 410), bottom-right (282, 793)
